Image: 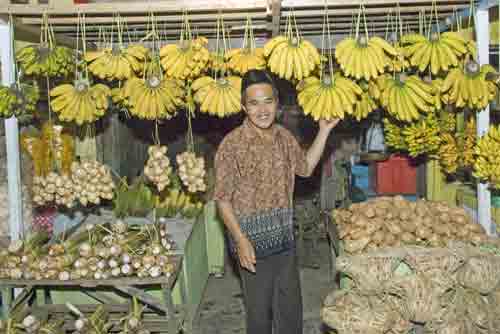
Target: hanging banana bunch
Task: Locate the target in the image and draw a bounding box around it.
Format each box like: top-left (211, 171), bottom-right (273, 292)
top-left (297, 74), bottom-right (362, 121)
top-left (437, 108), bottom-right (457, 134)
top-left (438, 133), bottom-right (460, 175)
top-left (441, 61), bottom-right (497, 110)
top-left (377, 74), bottom-right (437, 122)
top-left (473, 125), bottom-right (500, 188)
top-left (0, 83), bottom-right (39, 118)
top-left (296, 7), bottom-right (361, 121)
top-left (50, 80), bottom-right (111, 125)
top-left (353, 81), bottom-right (379, 121)
top-left (160, 13), bottom-right (210, 80)
top-left (50, 14), bottom-right (112, 125)
top-left (85, 16), bottom-right (149, 81)
top-left (461, 117), bottom-right (477, 169)
top-left (122, 15), bottom-right (185, 120)
top-left (226, 16), bottom-right (266, 75)
top-left (401, 112), bottom-right (441, 158)
top-left (16, 13), bottom-right (73, 78)
top-left (383, 118), bottom-right (407, 151)
top-left (264, 10), bottom-right (321, 81)
top-left (335, 6), bottom-right (398, 81)
top-left (192, 16), bottom-right (242, 117)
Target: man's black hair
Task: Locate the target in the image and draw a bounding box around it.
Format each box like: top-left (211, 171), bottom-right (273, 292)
top-left (241, 69), bottom-right (279, 105)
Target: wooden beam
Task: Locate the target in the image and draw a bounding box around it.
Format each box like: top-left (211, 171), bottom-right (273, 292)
top-left (271, 0), bottom-right (281, 37)
top-left (0, 1), bottom-right (268, 15)
top-left (18, 11), bottom-right (268, 26)
top-left (281, 5), bottom-right (471, 18)
top-left (281, 0), bottom-right (473, 6)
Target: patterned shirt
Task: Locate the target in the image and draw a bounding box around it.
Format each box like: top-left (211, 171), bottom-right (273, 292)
top-left (213, 118), bottom-right (309, 218)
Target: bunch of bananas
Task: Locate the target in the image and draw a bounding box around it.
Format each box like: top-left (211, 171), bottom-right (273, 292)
top-left (462, 118), bottom-right (477, 169)
top-left (0, 83), bottom-right (39, 118)
top-left (122, 76), bottom-right (185, 120)
top-left (401, 112), bottom-right (441, 157)
top-left (264, 35), bottom-right (321, 81)
top-left (473, 125), bottom-right (500, 188)
top-left (441, 61), bottom-right (498, 110)
top-left (85, 44), bottom-right (149, 81)
top-left (226, 48), bottom-right (266, 75)
top-left (377, 74), bottom-right (436, 122)
top-left (155, 188), bottom-right (204, 219)
top-left (160, 37), bottom-right (210, 80)
top-left (208, 52), bottom-right (230, 73)
top-left (438, 133), bottom-right (460, 174)
top-left (383, 118), bottom-right (407, 151)
top-left (401, 32), bottom-right (469, 75)
top-left (111, 86), bottom-right (129, 109)
top-left (353, 81), bottom-right (379, 121)
top-left (16, 45), bottom-right (73, 77)
top-left (335, 36), bottom-right (398, 81)
top-left (191, 76), bottom-right (242, 117)
top-left (438, 108), bottom-right (456, 134)
top-left (429, 78), bottom-right (444, 111)
top-left (387, 45), bottom-right (410, 73)
top-left (296, 74), bottom-right (362, 120)
top-left (50, 81), bottom-right (111, 125)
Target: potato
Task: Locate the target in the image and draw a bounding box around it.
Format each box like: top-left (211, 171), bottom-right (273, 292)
top-left (372, 231), bottom-right (385, 245)
top-left (344, 237), bottom-right (370, 253)
top-left (439, 212), bottom-right (451, 223)
top-left (365, 207), bottom-right (376, 218)
top-left (401, 232), bottom-right (416, 244)
top-left (375, 207), bottom-right (387, 217)
top-left (401, 220), bottom-right (417, 233)
top-left (468, 223), bottom-right (485, 234)
top-left (416, 226), bottom-right (432, 239)
top-left (384, 233), bottom-right (396, 246)
top-left (385, 220), bottom-right (403, 235)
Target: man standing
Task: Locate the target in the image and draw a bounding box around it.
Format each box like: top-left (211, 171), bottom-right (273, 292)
top-left (214, 70), bottom-right (338, 334)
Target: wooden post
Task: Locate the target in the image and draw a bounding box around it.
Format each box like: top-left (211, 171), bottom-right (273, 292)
top-left (475, 6), bottom-right (494, 235)
top-left (0, 17), bottom-right (23, 241)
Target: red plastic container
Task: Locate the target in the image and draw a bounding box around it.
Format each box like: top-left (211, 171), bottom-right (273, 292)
top-left (374, 154), bottom-right (417, 194)
top-left (73, 0), bottom-right (88, 3)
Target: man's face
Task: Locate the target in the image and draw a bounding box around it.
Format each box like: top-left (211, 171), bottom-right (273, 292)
top-left (244, 83), bottom-right (278, 130)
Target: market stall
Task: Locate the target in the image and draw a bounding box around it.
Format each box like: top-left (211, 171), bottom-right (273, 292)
top-left (0, 0), bottom-right (499, 334)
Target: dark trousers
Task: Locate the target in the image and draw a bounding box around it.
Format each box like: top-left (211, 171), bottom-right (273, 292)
top-left (239, 249), bottom-right (303, 334)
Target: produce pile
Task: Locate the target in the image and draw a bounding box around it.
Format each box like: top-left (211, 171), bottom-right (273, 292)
top-left (0, 220), bottom-right (177, 281)
top-left (1, 297), bottom-right (151, 334)
top-left (322, 242), bottom-right (500, 334)
top-left (332, 196), bottom-right (487, 255)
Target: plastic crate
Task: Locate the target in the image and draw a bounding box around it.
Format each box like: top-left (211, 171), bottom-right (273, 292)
top-left (374, 155), bottom-right (417, 195)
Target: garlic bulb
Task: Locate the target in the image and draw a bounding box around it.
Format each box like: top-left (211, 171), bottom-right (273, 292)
top-left (176, 151), bottom-right (206, 193)
top-left (71, 160), bottom-right (115, 206)
top-left (144, 145), bottom-right (172, 191)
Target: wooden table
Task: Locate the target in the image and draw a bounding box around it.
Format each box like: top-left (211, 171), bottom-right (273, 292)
top-left (0, 255), bottom-right (184, 334)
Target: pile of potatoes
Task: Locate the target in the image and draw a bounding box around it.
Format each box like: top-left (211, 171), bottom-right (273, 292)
top-left (332, 196), bottom-right (487, 254)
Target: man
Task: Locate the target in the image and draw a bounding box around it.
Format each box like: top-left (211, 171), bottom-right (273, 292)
top-left (214, 70), bottom-right (338, 334)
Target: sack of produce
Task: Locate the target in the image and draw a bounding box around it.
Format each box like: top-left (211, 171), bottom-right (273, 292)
top-left (336, 250), bottom-right (406, 294)
top-left (456, 254), bottom-right (500, 295)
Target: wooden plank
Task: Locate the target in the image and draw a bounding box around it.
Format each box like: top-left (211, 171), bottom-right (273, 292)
top-left (114, 286), bottom-right (168, 313)
top-left (271, 0), bottom-right (281, 37)
top-left (281, 4), bottom-right (471, 18)
top-left (19, 11), bottom-right (268, 25)
top-left (281, 0), bottom-right (473, 6)
top-left (0, 1), bottom-right (268, 14)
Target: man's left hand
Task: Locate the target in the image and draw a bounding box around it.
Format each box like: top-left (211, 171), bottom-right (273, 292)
top-left (319, 118), bottom-right (340, 132)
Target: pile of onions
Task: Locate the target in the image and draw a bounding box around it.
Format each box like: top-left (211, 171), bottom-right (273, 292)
top-left (176, 151), bottom-right (206, 193)
top-left (0, 220), bottom-right (177, 281)
top-left (71, 160), bottom-right (115, 206)
top-left (32, 172), bottom-right (75, 208)
top-left (144, 145), bottom-right (172, 191)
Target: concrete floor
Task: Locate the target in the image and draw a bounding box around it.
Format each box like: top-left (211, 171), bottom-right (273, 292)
top-left (192, 239), bottom-right (335, 334)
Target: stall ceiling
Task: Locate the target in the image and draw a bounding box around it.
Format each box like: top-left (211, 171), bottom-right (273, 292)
top-left (0, 0), bottom-right (480, 44)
